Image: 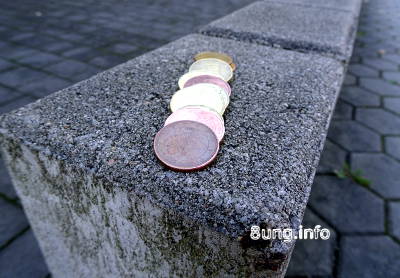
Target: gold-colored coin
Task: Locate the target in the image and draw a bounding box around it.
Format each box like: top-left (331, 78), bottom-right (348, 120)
top-left (189, 58), bottom-right (233, 82)
top-left (194, 52), bottom-right (233, 65)
top-left (178, 70), bottom-right (224, 89)
top-left (170, 83), bottom-right (227, 115)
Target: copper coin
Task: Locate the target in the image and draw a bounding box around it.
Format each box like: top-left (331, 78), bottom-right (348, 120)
top-left (164, 106), bottom-right (225, 141)
top-left (183, 74), bottom-right (231, 97)
top-left (154, 120), bottom-right (219, 171)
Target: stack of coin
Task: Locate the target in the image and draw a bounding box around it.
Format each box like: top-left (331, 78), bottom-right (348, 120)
top-left (154, 52), bottom-right (235, 171)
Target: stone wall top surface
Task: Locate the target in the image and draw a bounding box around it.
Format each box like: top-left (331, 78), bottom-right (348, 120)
top-left (200, 1), bottom-right (358, 60)
top-left (0, 34), bottom-right (344, 239)
top-left (274, 0), bottom-right (362, 13)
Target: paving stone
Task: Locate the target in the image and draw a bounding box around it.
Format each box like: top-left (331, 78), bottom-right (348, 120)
top-left (385, 136), bottom-right (400, 160)
top-left (383, 71), bottom-right (400, 84)
top-left (356, 108), bottom-right (400, 135)
top-left (0, 96), bottom-right (36, 115)
top-left (363, 57), bottom-right (398, 71)
top-left (41, 41), bottom-right (75, 53)
top-left (352, 153), bottom-right (400, 198)
top-left (200, 1), bottom-right (357, 59)
top-left (0, 199), bottom-right (28, 247)
top-left (286, 208), bottom-right (337, 277)
top-left (109, 43), bottom-right (139, 54)
top-left (333, 100), bottom-right (353, 120)
top-left (89, 55), bottom-right (127, 69)
top-left (317, 139), bottom-right (347, 174)
top-left (327, 120), bottom-right (381, 151)
top-left (0, 157), bottom-right (17, 199)
top-left (45, 60), bottom-right (94, 79)
top-left (382, 53), bottom-right (400, 65)
top-left (308, 176), bottom-right (384, 233)
top-left (0, 58), bottom-right (15, 72)
top-left (0, 86), bottom-right (21, 104)
top-left (340, 86), bottom-right (380, 107)
top-left (70, 66), bottom-right (101, 83)
top-left (360, 77), bottom-right (400, 96)
top-left (343, 74), bottom-right (357, 86)
top-left (338, 236), bottom-right (400, 278)
top-left (0, 230), bottom-right (49, 278)
top-left (62, 47), bottom-right (99, 61)
top-left (19, 76), bottom-right (71, 98)
top-left (2, 46), bottom-right (40, 60)
top-left (18, 52), bottom-right (63, 68)
top-left (388, 201), bottom-right (400, 240)
top-left (0, 68), bottom-right (48, 88)
top-left (348, 63), bottom-right (379, 78)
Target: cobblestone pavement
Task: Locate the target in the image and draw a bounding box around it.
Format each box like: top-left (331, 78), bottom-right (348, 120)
top-left (287, 0), bottom-right (400, 277)
top-left (0, 0), bottom-right (399, 277)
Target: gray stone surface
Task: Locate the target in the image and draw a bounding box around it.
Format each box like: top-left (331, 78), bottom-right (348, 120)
top-left (352, 153), bottom-right (400, 198)
top-left (388, 202), bottom-right (400, 240)
top-left (333, 100), bottom-right (353, 120)
top-left (0, 199), bottom-right (28, 247)
top-left (317, 139), bottom-right (347, 174)
top-left (360, 77), bottom-right (400, 96)
top-left (308, 176), bottom-right (384, 233)
top-left (286, 208), bottom-right (337, 277)
top-left (383, 97), bottom-right (400, 114)
top-left (385, 136), bottom-right (400, 160)
top-left (0, 230), bottom-right (49, 278)
top-left (327, 120), bottom-right (381, 151)
top-left (338, 236), bottom-right (400, 278)
top-left (348, 63), bottom-right (379, 78)
top-left (356, 108), bottom-right (400, 135)
top-left (199, 1), bottom-right (358, 60)
top-left (0, 34), bottom-right (344, 276)
top-left (340, 86), bottom-right (380, 107)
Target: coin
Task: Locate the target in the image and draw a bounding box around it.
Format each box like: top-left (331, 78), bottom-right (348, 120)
top-left (194, 52), bottom-right (233, 66)
top-left (170, 83), bottom-right (228, 115)
top-left (154, 120), bottom-right (219, 171)
top-left (165, 106), bottom-right (225, 141)
top-left (178, 70), bottom-right (224, 89)
top-left (183, 74), bottom-right (231, 97)
top-left (189, 58), bottom-right (233, 82)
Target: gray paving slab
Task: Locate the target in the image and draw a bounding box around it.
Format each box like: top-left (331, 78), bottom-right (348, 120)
top-left (356, 108), bottom-right (400, 135)
top-left (383, 97), bottom-right (400, 114)
top-left (0, 199), bottom-right (28, 247)
top-left (352, 153), bottom-right (400, 198)
top-left (360, 77), bottom-right (400, 96)
top-left (338, 236), bottom-right (400, 278)
top-left (0, 34), bottom-right (344, 276)
top-left (0, 96), bottom-right (37, 115)
top-left (327, 120), bottom-right (381, 151)
top-left (340, 86), bottom-right (380, 107)
top-left (286, 208), bottom-right (337, 277)
top-left (200, 1), bottom-right (358, 60)
top-left (308, 176), bottom-right (384, 233)
top-left (332, 100), bottom-right (353, 120)
top-left (388, 201), bottom-right (400, 240)
top-left (0, 230), bottom-right (49, 278)
top-left (317, 139), bottom-right (347, 174)
top-left (0, 68), bottom-right (48, 88)
top-left (385, 136), bottom-right (400, 160)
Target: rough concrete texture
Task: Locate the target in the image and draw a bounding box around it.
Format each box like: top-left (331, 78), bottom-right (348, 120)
top-left (199, 1), bottom-right (358, 60)
top-left (0, 34), bottom-right (344, 277)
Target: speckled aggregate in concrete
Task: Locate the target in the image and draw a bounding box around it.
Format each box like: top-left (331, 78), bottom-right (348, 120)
top-left (199, 1), bottom-right (358, 60)
top-left (274, 0), bottom-right (362, 13)
top-left (0, 34), bottom-right (344, 259)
